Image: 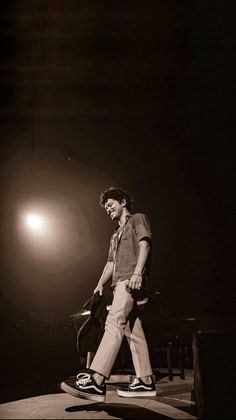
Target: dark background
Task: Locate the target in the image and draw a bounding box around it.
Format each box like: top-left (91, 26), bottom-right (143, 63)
top-left (0, 1), bottom-right (235, 386)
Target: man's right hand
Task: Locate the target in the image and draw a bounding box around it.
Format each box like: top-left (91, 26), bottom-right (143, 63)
top-left (93, 284), bottom-right (103, 296)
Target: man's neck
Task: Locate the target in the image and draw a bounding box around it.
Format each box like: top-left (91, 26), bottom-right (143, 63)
top-left (118, 209), bottom-right (131, 227)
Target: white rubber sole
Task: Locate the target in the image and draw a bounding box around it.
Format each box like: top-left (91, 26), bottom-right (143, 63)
top-left (117, 388), bottom-right (157, 398)
top-left (60, 381), bottom-right (105, 402)
top-left (76, 389), bottom-right (105, 402)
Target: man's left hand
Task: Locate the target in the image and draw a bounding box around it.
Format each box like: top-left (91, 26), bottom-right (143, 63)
top-left (127, 274), bottom-right (142, 290)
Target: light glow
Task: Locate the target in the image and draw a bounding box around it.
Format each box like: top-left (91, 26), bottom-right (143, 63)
top-left (25, 214), bottom-right (44, 232)
top-left (17, 198), bottom-right (93, 272)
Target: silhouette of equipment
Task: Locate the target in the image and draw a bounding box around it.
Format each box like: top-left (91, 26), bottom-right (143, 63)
top-left (70, 287), bottom-right (190, 381)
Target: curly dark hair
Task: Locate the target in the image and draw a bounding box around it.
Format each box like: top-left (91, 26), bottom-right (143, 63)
top-left (100, 187), bottom-right (134, 211)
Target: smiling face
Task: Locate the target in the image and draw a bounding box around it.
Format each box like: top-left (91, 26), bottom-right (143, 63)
top-left (104, 198), bottom-right (126, 221)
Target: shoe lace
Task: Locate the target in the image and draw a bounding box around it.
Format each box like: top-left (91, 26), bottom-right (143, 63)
top-left (76, 375), bottom-right (92, 386)
top-left (76, 372), bottom-right (91, 381)
top-left (131, 377), bottom-right (140, 386)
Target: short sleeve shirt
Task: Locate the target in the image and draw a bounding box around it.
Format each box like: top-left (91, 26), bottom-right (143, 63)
top-left (107, 213), bottom-right (152, 287)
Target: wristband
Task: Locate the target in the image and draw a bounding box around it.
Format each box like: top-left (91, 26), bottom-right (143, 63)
top-left (133, 272), bottom-right (142, 277)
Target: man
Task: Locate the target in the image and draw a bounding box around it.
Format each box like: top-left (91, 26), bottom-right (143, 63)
top-left (61, 187), bottom-right (156, 402)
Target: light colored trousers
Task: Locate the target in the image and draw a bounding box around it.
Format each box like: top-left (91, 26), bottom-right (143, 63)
top-left (90, 280), bottom-right (153, 379)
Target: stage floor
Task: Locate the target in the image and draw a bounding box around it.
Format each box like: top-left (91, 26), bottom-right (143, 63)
top-left (0, 369), bottom-right (196, 419)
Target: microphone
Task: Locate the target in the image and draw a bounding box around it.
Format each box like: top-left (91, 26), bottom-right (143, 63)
top-left (140, 286), bottom-right (160, 295)
top-left (125, 284), bottom-right (160, 295)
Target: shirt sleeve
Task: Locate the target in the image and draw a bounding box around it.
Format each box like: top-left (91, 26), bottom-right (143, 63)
top-left (107, 238), bottom-right (114, 262)
top-left (133, 213), bottom-right (152, 242)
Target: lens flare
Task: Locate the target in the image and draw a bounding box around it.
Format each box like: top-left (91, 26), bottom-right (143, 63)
top-left (25, 214), bottom-right (44, 231)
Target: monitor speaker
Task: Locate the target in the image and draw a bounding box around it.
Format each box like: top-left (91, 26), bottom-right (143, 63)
top-left (193, 330), bottom-right (236, 419)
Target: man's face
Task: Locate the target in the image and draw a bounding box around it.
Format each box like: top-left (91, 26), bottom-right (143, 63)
top-left (104, 198), bottom-right (125, 221)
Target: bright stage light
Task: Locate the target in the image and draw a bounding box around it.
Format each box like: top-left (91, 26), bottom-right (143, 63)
top-left (25, 214), bottom-right (44, 232)
top-left (17, 197), bottom-right (93, 272)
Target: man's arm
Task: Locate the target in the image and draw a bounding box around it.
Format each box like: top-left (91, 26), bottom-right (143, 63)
top-left (93, 261), bottom-right (114, 295)
top-left (128, 239), bottom-right (150, 290)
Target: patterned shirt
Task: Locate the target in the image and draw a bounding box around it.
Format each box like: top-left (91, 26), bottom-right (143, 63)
top-left (107, 213), bottom-right (152, 287)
